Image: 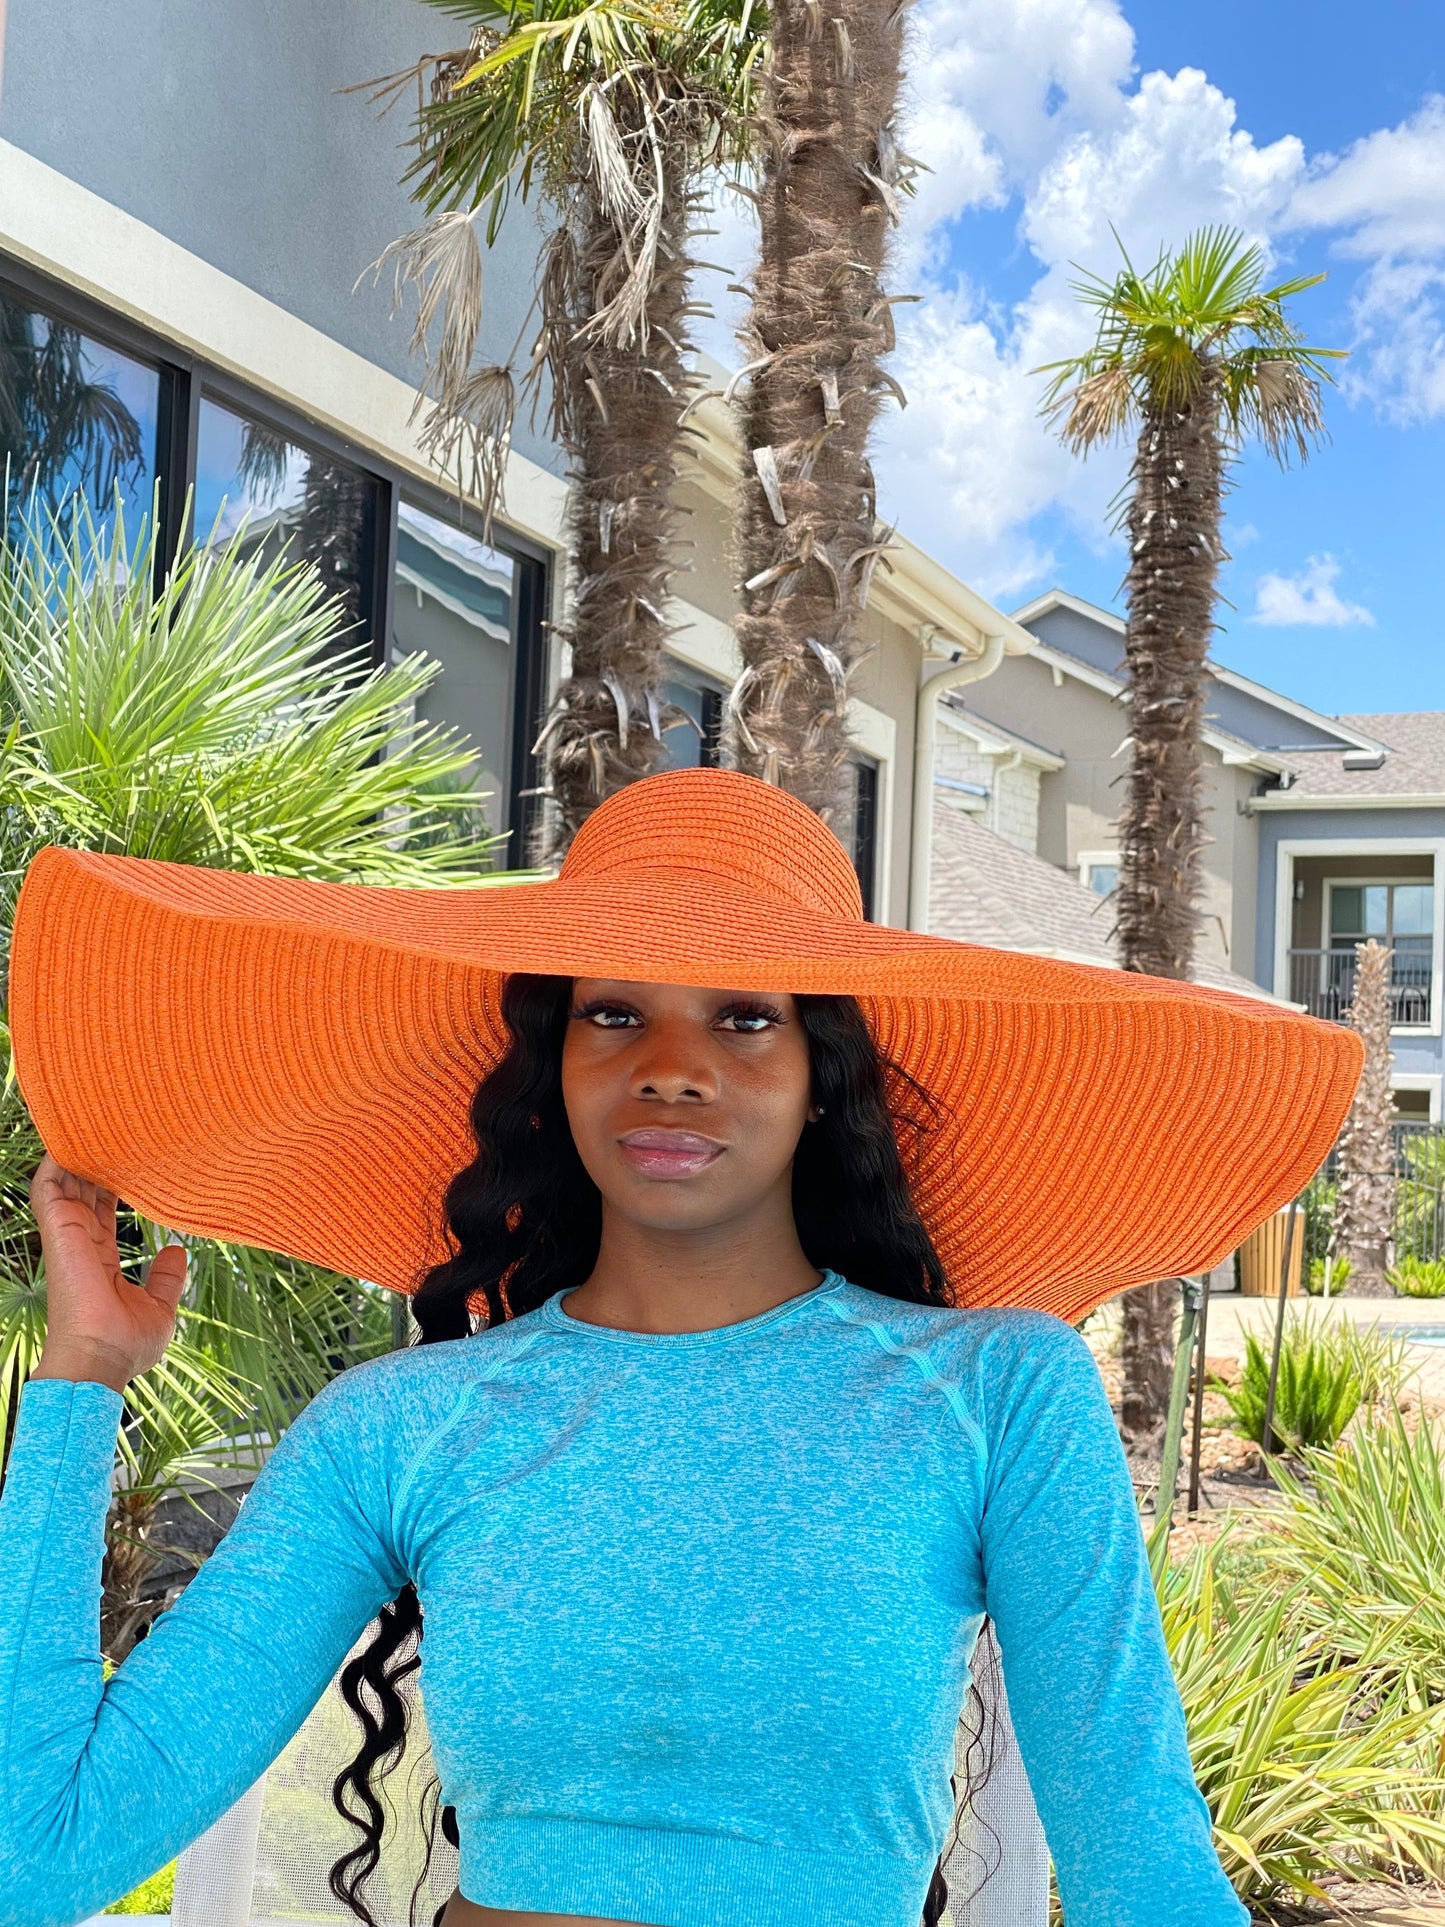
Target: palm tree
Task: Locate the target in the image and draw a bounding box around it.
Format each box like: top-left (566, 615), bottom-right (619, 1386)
top-left (364, 0), bottom-right (763, 854)
top-left (1040, 227), bottom-right (1342, 1440)
top-left (1335, 939), bottom-right (1398, 1297)
top-left (0, 491), bottom-right (519, 1655)
top-left (729, 0), bottom-right (916, 829)
top-left (0, 293), bottom-right (145, 532)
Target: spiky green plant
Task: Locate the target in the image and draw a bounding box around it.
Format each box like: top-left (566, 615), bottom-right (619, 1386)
top-left (1219, 1308), bottom-right (1407, 1452)
top-left (1161, 1536), bottom-right (1445, 1905)
top-left (0, 493), bottom-right (523, 1656)
top-left (1389, 1254), bottom-right (1445, 1298)
top-left (1260, 1408), bottom-right (1445, 1702)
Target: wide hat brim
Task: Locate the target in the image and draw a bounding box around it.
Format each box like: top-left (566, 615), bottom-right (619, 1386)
top-left (9, 769), bottom-right (1362, 1325)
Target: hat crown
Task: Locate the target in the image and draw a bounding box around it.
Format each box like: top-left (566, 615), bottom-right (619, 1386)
top-left (560, 768), bottom-right (864, 921)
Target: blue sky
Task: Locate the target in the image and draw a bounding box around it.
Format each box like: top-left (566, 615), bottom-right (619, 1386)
top-left (816, 0), bottom-right (1445, 721)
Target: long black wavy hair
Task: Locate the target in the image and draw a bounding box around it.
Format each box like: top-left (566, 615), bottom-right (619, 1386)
top-left (326, 972), bottom-right (972, 1927)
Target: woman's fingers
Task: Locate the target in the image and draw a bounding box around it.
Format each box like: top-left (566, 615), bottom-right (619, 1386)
top-left (142, 1245), bottom-right (188, 1317)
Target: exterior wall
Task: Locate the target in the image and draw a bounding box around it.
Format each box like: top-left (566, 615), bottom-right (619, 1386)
top-left (965, 650), bottom-right (1254, 979)
top-left (933, 717), bottom-right (1042, 853)
top-left (1255, 805), bottom-right (1445, 1084)
top-left (0, 0), bottom-right (558, 475)
top-left (961, 652), bottom-right (1122, 871)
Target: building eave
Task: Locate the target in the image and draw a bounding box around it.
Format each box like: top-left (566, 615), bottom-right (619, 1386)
top-left (1248, 791), bottom-right (1445, 813)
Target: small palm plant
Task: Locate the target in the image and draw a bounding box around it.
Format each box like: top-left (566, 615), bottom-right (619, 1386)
top-left (365, 0), bottom-right (765, 851)
top-left (0, 492), bottom-right (518, 1657)
top-left (1040, 227), bottom-right (1343, 1441)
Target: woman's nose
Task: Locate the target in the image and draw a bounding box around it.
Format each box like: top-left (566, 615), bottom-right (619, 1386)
top-left (629, 1032), bottom-right (718, 1103)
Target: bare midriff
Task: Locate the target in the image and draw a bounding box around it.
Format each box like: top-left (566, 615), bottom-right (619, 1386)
top-left (440, 1895), bottom-right (661, 1927)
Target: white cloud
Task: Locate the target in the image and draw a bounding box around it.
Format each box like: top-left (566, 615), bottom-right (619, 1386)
top-left (1287, 97), bottom-right (1445, 422)
top-left (1291, 95), bottom-right (1445, 259)
top-left (686, 14), bottom-right (1445, 601)
top-left (876, 27), bottom-right (1310, 596)
top-left (1249, 556), bottom-right (1376, 629)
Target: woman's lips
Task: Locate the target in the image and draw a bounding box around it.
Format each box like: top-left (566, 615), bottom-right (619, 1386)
top-left (617, 1128), bottom-right (726, 1178)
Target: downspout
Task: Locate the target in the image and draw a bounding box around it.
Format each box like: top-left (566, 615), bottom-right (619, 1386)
top-left (908, 631), bottom-right (1008, 932)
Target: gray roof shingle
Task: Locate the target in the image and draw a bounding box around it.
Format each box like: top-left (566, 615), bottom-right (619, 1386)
top-left (1276, 712), bottom-right (1445, 798)
top-left (927, 801), bottom-right (1270, 998)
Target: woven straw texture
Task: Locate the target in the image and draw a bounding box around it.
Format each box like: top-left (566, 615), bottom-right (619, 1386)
top-left (9, 768), bottom-right (1362, 1324)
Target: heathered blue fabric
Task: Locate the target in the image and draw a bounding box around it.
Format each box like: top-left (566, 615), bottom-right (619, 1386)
top-left (0, 1274), bottom-right (1246, 1927)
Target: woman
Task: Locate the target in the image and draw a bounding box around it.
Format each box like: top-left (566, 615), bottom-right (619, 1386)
top-left (0, 768), bottom-right (1359, 1927)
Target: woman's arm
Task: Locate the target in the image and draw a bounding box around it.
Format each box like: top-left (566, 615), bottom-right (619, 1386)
top-left (977, 1314), bottom-right (1247, 1927)
top-left (0, 1366), bottom-right (406, 1927)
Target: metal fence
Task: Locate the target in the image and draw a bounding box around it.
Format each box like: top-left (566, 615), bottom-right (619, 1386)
top-left (1302, 1120), bottom-right (1445, 1269)
top-left (1286, 939), bottom-right (1433, 1026)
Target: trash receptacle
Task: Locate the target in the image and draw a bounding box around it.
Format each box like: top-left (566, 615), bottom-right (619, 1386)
top-left (1239, 1207), bottom-right (1303, 1297)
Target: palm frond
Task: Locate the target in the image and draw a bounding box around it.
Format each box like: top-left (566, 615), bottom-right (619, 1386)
top-left (1036, 224), bottom-right (1343, 466)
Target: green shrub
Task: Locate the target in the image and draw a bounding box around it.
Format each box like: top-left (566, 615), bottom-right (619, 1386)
top-left (1222, 1311), bottom-right (1365, 1451)
top-left (1388, 1254), bottom-right (1445, 1298)
top-left (1259, 1407), bottom-right (1445, 1698)
top-left (1160, 1537), bottom-right (1445, 1905)
top-left (103, 1860), bottom-right (174, 1913)
top-left (1305, 1253), bottom-right (1353, 1295)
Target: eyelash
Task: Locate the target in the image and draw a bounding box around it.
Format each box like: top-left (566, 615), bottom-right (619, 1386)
top-left (569, 999), bottom-right (786, 1034)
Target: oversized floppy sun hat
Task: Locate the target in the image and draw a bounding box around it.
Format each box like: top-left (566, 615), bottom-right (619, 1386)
top-left (10, 766), bottom-right (1361, 1325)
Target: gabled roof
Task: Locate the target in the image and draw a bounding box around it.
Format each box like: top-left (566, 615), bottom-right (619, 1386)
top-left (927, 799), bottom-right (1283, 1001)
top-left (1010, 588), bottom-right (1383, 765)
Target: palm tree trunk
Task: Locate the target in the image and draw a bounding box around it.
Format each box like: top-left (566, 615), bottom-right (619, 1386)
top-left (1117, 370), bottom-right (1224, 1443)
top-left (1336, 938), bottom-right (1398, 1296)
top-left (535, 145), bottom-right (699, 857)
top-left (733, 0), bottom-right (906, 828)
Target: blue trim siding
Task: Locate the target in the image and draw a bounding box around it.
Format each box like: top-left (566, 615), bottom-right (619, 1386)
top-left (1255, 805), bottom-right (1445, 1081)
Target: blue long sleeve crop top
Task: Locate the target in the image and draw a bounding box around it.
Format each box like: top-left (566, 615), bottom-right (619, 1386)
top-left (0, 1273), bottom-right (1246, 1927)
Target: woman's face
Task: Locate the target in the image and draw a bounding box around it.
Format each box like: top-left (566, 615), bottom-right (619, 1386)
top-left (561, 979), bottom-right (816, 1235)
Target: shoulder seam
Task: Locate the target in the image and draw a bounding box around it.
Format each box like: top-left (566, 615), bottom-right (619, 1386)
top-left (391, 1328), bottom-right (547, 1524)
top-left (819, 1295), bottom-right (988, 1463)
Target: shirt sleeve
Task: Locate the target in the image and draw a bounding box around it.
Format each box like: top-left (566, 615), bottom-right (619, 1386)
top-left (0, 1369), bottom-right (408, 1927)
top-left (976, 1315), bottom-right (1247, 1927)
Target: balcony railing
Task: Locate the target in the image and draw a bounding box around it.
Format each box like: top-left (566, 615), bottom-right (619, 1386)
top-left (1287, 938), bottom-right (1433, 1025)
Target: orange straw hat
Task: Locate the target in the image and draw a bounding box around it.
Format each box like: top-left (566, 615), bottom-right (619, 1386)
top-left (9, 765), bottom-right (1360, 1324)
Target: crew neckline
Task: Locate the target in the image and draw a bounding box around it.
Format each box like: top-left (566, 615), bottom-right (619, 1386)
top-left (541, 1271), bottom-right (846, 1347)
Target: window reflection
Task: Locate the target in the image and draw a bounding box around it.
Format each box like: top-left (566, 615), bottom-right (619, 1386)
top-left (194, 397), bottom-right (376, 640)
top-left (0, 291), bottom-right (158, 545)
top-left (661, 659), bottom-right (725, 771)
top-left (394, 500), bottom-right (517, 839)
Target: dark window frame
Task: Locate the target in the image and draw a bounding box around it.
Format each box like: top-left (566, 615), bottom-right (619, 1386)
top-left (851, 754), bottom-right (881, 923)
top-left (0, 254), bottom-right (552, 864)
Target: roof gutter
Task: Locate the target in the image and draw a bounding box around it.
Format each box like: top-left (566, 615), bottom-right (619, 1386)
top-left (908, 633), bottom-right (1008, 932)
top-left (1247, 791), bottom-right (1445, 813)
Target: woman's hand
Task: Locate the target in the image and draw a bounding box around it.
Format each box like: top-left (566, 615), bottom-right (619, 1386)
top-left (29, 1152), bottom-right (187, 1393)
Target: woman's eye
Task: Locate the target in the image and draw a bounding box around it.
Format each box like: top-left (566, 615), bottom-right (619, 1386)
top-left (717, 1008), bottom-right (781, 1033)
top-left (573, 1004), bottom-right (639, 1028)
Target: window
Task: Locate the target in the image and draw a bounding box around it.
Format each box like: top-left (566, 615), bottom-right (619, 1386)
top-left (195, 397), bottom-right (379, 644)
top-left (1326, 878), bottom-right (1435, 1026)
top-left (0, 261), bottom-right (551, 855)
top-left (1329, 882), bottom-right (1434, 942)
top-left (0, 287), bottom-right (161, 550)
top-left (394, 500), bottom-right (518, 841)
top-left (661, 659), bottom-right (725, 770)
top-left (1078, 853), bottom-right (1119, 897)
top-left (850, 756), bottom-right (880, 922)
